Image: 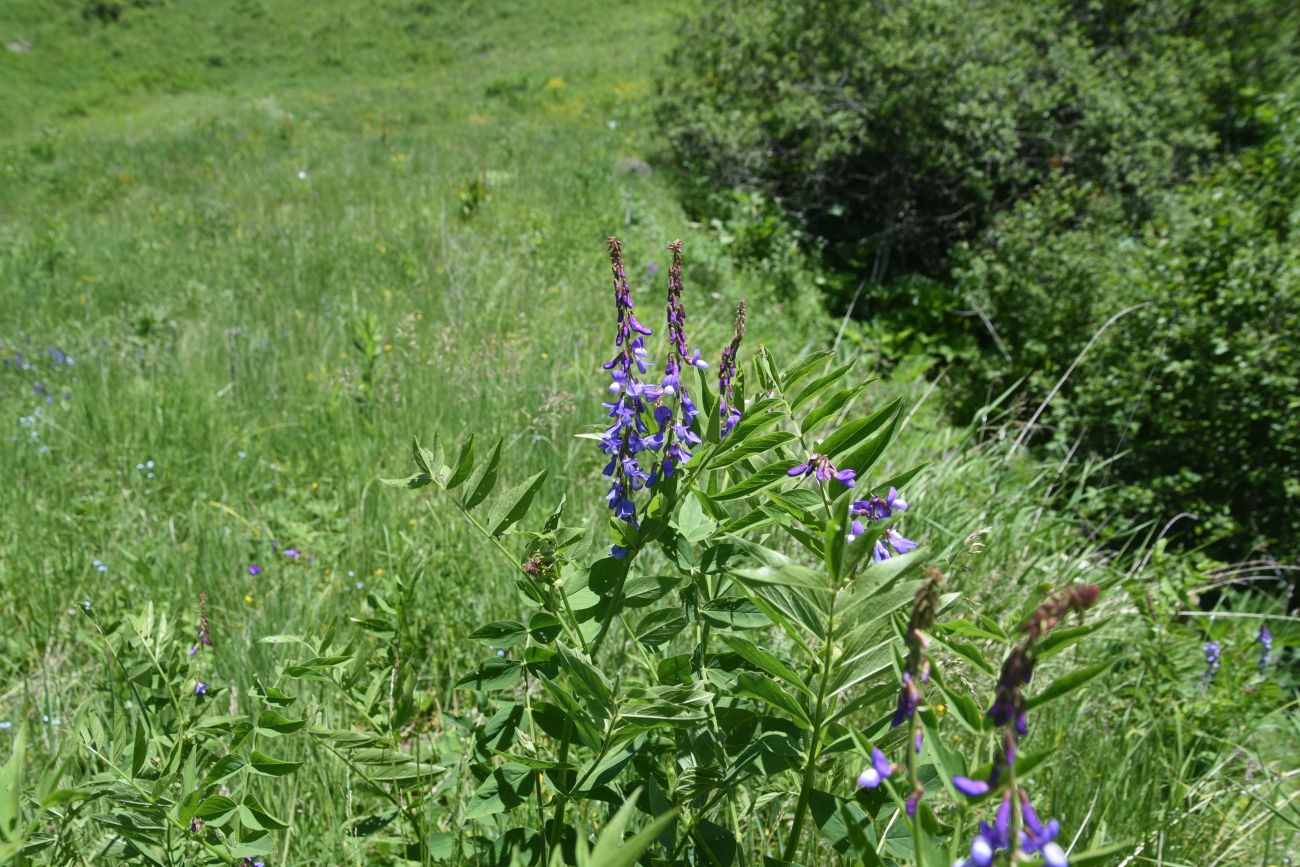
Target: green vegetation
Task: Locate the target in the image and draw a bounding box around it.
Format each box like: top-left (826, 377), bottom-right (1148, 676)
top-left (660, 0), bottom-right (1300, 560)
top-left (0, 1), bottom-right (1295, 865)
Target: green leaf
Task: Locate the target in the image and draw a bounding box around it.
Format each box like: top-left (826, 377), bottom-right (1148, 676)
top-left (735, 672), bottom-right (811, 729)
top-left (1035, 623), bottom-right (1103, 660)
top-left (720, 635), bottom-right (813, 697)
top-left (455, 658), bottom-right (524, 691)
top-left (557, 643), bottom-right (614, 709)
top-left (462, 437), bottom-right (503, 509)
top-left (790, 361), bottom-right (854, 411)
top-left (379, 473), bottom-right (431, 489)
top-left (469, 620), bottom-right (528, 645)
top-left (0, 725), bottom-right (25, 840)
top-left (714, 462), bottom-right (797, 500)
top-left (700, 596), bottom-right (769, 629)
top-left (781, 349), bottom-right (834, 391)
top-left (464, 763), bottom-right (535, 820)
top-left (817, 397), bottom-right (903, 459)
top-left (839, 405), bottom-right (901, 480)
top-left (633, 609), bottom-right (689, 650)
top-left (131, 716), bottom-right (147, 778)
top-left (248, 750), bottom-right (302, 777)
top-left (733, 563), bottom-right (827, 592)
top-left (1027, 660), bottom-right (1115, 710)
top-left (256, 710), bottom-right (307, 735)
top-left (586, 792), bottom-right (677, 867)
top-left (201, 754), bottom-right (245, 789)
top-left (710, 431), bottom-right (797, 470)
top-left (446, 434), bottom-right (476, 489)
top-left (486, 468), bottom-right (549, 536)
top-left (801, 382), bottom-right (869, 434)
top-left (195, 795), bottom-right (238, 824)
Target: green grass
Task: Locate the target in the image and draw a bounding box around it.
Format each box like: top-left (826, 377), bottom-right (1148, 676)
top-left (1, 1), bottom-right (1295, 864)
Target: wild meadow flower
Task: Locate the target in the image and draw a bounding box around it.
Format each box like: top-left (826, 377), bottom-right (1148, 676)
top-left (283, 548), bottom-right (301, 559)
top-left (600, 238), bottom-right (658, 557)
top-left (93, 558), bottom-right (108, 573)
top-left (248, 563), bottom-right (263, 576)
top-left (1257, 624), bottom-right (1272, 673)
top-left (194, 682), bottom-right (207, 695)
top-left (953, 584), bottom-right (1099, 867)
top-left (846, 487), bottom-right (917, 560)
top-left (1203, 640), bottom-right (1221, 686)
top-left (647, 240), bottom-right (706, 483)
top-left (717, 301), bottom-right (746, 438)
top-left (856, 747), bottom-right (895, 789)
top-left (788, 452), bottom-right (856, 488)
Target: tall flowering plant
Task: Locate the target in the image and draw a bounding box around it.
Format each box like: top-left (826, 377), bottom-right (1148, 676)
top-left (385, 238), bottom-right (1123, 867)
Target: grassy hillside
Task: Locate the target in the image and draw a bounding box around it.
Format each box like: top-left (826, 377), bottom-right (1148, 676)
top-left (0, 2), bottom-right (1294, 865)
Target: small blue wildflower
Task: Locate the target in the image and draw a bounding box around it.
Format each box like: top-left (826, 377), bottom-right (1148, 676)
top-left (1203, 640), bottom-right (1221, 687)
top-left (93, 559), bottom-right (108, 573)
top-left (855, 747), bottom-right (894, 789)
top-left (248, 563), bottom-right (263, 576)
top-left (0, 722), bottom-right (12, 730)
top-left (1257, 624), bottom-right (1272, 673)
top-left (283, 548), bottom-right (300, 559)
top-left (195, 682), bottom-right (207, 695)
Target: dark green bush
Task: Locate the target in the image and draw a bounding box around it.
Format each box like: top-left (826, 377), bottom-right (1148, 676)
top-left (954, 88), bottom-right (1300, 557)
top-left (659, 0), bottom-right (1238, 280)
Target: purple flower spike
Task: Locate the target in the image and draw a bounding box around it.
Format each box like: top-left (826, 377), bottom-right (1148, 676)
top-left (952, 775), bottom-right (991, 797)
top-left (1258, 623), bottom-right (1272, 673)
top-left (1203, 640), bottom-right (1221, 686)
top-left (600, 239), bottom-right (658, 556)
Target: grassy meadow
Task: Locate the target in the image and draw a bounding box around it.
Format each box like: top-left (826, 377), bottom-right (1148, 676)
top-left (1, 1), bottom-right (1295, 865)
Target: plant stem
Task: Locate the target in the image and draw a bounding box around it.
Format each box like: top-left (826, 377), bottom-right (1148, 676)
top-left (781, 599), bottom-right (837, 862)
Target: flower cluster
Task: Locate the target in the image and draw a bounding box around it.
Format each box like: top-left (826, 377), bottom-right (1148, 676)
top-left (788, 452), bottom-right (856, 488)
top-left (1257, 624), bottom-right (1272, 673)
top-left (717, 301), bottom-right (746, 438)
top-left (846, 486), bottom-right (917, 560)
top-left (647, 240), bottom-right (706, 483)
top-left (952, 584), bottom-right (1100, 867)
top-left (1203, 640), bottom-right (1221, 687)
top-left (600, 238), bottom-right (658, 557)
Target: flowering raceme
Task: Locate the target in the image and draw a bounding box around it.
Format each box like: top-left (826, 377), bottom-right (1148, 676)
top-left (845, 486), bottom-right (917, 560)
top-left (647, 240), bottom-right (706, 483)
top-left (600, 238), bottom-right (658, 557)
top-left (952, 584), bottom-right (1100, 867)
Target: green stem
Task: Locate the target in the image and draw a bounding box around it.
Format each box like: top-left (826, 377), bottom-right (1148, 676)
top-left (781, 603), bottom-right (837, 862)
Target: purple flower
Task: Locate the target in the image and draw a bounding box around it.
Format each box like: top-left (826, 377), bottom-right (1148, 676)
top-left (194, 682), bottom-right (207, 695)
top-left (905, 790), bottom-right (921, 818)
top-left (248, 563), bottom-right (263, 576)
top-left (892, 671), bottom-right (920, 727)
top-left (283, 548), bottom-right (300, 559)
top-left (848, 487), bottom-right (916, 555)
top-left (1258, 623), bottom-right (1272, 673)
top-left (856, 747), bottom-right (894, 789)
top-left (1203, 640), bottom-right (1221, 686)
top-left (788, 453), bottom-right (855, 488)
top-left (952, 775), bottom-right (991, 798)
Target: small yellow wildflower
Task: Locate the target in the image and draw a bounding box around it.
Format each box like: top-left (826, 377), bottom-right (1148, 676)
top-left (244, 594), bottom-right (254, 604)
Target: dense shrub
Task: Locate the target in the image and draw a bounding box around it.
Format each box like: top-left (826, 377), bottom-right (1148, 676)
top-left (954, 89), bottom-right (1300, 557)
top-left (659, 0), bottom-right (1243, 280)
